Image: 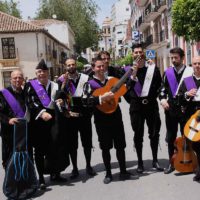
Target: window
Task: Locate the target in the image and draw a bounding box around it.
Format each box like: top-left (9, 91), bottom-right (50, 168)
top-left (3, 71), bottom-right (11, 88)
top-left (118, 40), bottom-right (122, 44)
top-left (1, 37), bottom-right (16, 59)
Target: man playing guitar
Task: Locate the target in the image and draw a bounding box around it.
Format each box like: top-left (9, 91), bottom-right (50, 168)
top-left (82, 56), bottom-right (139, 184)
top-left (178, 56), bottom-right (200, 183)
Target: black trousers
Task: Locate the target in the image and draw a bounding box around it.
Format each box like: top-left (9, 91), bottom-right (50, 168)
top-left (165, 109), bottom-right (185, 160)
top-left (130, 104), bottom-right (161, 163)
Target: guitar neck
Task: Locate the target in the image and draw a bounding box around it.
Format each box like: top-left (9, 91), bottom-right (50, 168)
top-left (111, 67), bottom-right (133, 93)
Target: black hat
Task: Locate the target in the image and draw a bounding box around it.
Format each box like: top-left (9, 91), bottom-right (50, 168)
top-left (36, 59), bottom-right (48, 70)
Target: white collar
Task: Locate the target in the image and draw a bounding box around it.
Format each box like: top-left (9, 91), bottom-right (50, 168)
top-left (173, 65), bottom-right (185, 74)
top-left (93, 75), bottom-right (106, 84)
top-left (37, 79), bottom-right (51, 91)
top-left (193, 74), bottom-right (200, 80)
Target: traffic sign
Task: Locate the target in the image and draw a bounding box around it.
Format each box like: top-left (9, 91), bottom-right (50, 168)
top-left (146, 49), bottom-right (156, 59)
top-left (132, 31), bottom-right (140, 41)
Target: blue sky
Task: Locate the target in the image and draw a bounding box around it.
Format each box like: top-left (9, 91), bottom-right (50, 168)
top-left (14, 0), bottom-right (117, 25)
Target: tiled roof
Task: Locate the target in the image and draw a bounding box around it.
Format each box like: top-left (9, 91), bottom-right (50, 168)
top-left (30, 19), bottom-right (65, 27)
top-left (0, 11), bottom-right (69, 49)
top-left (0, 11), bottom-right (43, 33)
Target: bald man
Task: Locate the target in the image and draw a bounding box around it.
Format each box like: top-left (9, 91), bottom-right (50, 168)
top-left (0, 70), bottom-right (27, 169)
top-left (178, 56), bottom-right (200, 183)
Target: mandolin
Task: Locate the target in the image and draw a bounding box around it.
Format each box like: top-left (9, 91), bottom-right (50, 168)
top-left (173, 136), bottom-right (197, 173)
top-left (93, 56), bottom-right (143, 114)
top-left (184, 110), bottom-right (200, 142)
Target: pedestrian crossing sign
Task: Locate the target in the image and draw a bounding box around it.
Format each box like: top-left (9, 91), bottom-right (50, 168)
top-left (146, 49), bottom-right (156, 59)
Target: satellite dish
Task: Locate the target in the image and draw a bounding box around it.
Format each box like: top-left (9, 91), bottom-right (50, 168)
top-left (52, 14), bottom-right (57, 19)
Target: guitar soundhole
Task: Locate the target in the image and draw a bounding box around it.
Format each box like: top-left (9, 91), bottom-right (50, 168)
top-left (180, 160), bottom-right (192, 164)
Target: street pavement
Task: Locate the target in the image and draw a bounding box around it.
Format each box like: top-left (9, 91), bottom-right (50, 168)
top-left (0, 99), bottom-right (200, 200)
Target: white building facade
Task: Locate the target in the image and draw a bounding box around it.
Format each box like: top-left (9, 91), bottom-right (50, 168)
top-left (111, 0), bottom-right (131, 58)
top-left (0, 11), bottom-right (70, 89)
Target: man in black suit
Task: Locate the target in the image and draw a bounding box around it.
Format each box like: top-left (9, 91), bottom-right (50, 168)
top-left (0, 70), bottom-right (27, 169)
top-left (126, 43), bottom-right (163, 173)
top-left (25, 60), bottom-right (67, 190)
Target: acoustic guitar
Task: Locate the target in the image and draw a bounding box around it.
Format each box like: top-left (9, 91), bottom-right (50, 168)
top-left (93, 56), bottom-right (142, 114)
top-left (184, 110), bottom-right (200, 142)
top-left (173, 136), bottom-right (197, 173)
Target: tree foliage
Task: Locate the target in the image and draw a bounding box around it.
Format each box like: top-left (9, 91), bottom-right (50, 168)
top-left (115, 52), bottom-right (133, 67)
top-left (36, 0), bottom-right (100, 54)
top-left (0, 0), bottom-right (21, 18)
top-left (172, 0), bottom-right (200, 41)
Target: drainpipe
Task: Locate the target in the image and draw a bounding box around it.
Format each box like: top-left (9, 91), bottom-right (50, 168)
top-left (36, 32), bottom-right (39, 61)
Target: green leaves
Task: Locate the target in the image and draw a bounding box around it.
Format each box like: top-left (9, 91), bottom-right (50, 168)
top-left (0, 0), bottom-right (21, 18)
top-left (36, 0), bottom-right (99, 53)
top-left (172, 0), bottom-right (200, 41)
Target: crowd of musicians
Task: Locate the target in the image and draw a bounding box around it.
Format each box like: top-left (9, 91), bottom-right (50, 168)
top-left (0, 44), bottom-right (200, 192)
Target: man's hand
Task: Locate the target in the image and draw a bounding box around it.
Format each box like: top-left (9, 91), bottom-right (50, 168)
top-left (40, 111), bottom-right (52, 121)
top-left (160, 99), bottom-right (170, 110)
top-left (8, 118), bottom-right (19, 125)
top-left (55, 99), bottom-right (64, 107)
top-left (101, 91), bottom-right (114, 103)
top-left (186, 88), bottom-right (197, 97)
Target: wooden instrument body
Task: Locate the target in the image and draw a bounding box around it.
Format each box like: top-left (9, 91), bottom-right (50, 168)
top-left (92, 77), bottom-right (127, 114)
top-left (173, 136), bottom-right (197, 173)
top-left (184, 110), bottom-right (200, 142)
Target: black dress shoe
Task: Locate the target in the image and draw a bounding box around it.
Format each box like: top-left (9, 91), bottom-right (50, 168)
top-left (164, 164), bottom-right (175, 174)
top-left (39, 178), bottom-right (46, 190)
top-left (193, 171), bottom-right (200, 182)
top-left (103, 174), bottom-right (113, 184)
top-left (119, 171), bottom-right (139, 180)
top-left (70, 169), bottom-right (79, 179)
top-left (152, 161), bottom-right (164, 171)
top-left (50, 173), bottom-right (67, 182)
top-left (39, 183), bottom-right (46, 190)
top-left (86, 166), bottom-right (97, 176)
top-left (136, 164), bottom-right (144, 173)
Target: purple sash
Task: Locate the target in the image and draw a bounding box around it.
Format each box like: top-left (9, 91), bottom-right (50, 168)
top-left (1, 89), bottom-right (25, 118)
top-left (68, 82), bottom-right (76, 95)
top-left (124, 65), bottom-right (143, 96)
top-left (30, 80), bottom-right (51, 108)
top-left (165, 67), bottom-right (178, 97)
top-left (184, 76), bottom-right (197, 91)
top-left (134, 81), bottom-right (143, 97)
top-left (124, 65), bottom-right (131, 72)
top-left (58, 76), bottom-right (64, 82)
top-left (88, 79), bottom-right (102, 90)
top-left (58, 76), bottom-right (76, 95)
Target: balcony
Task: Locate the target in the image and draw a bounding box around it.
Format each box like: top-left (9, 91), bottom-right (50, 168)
top-left (135, 0), bottom-right (148, 7)
top-left (0, 58), bottom-right (19, 68)
top-left (138, 16), bottom-right (150, 32)
top-left (144, 34), bottom-right (160, 50)
top-left (157, 0), bottom-right (167, 13)
top-left (144, 3), bottom-right (161, 23)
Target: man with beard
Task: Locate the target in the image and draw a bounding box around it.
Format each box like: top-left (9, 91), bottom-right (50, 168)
top-left (57, 58), bottom-right (96, 179)
top-left (159, 47), bottom-right (193, 174)
top-left (0, 70), bottom-right (28, 170)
